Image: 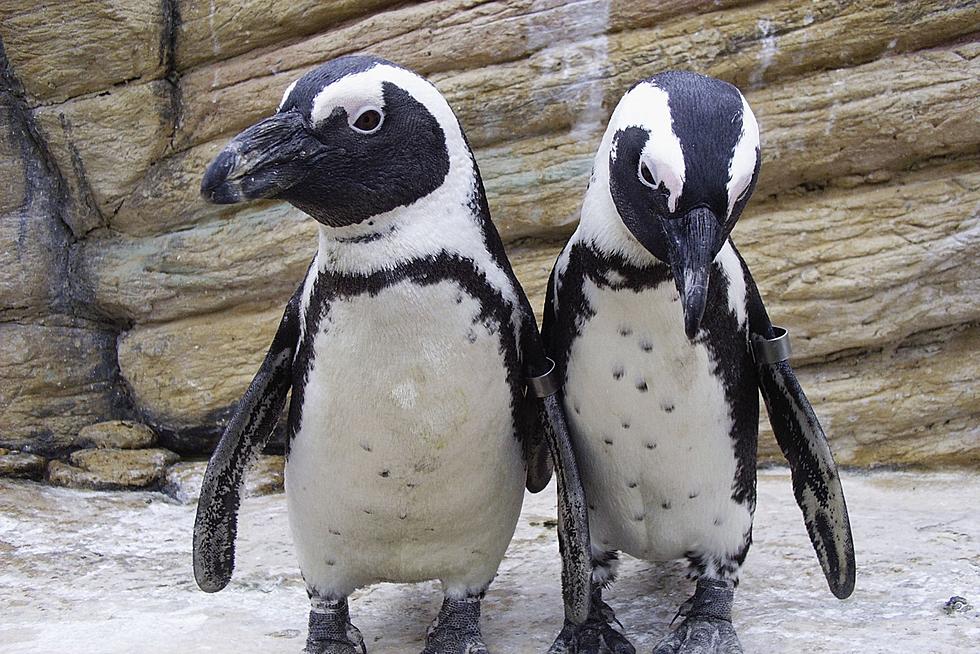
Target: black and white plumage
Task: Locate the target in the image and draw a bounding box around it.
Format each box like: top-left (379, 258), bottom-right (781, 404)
top-left (192, 55), bottom-right (592, 654)
top-left (537, 71), bottom-right (855, 654)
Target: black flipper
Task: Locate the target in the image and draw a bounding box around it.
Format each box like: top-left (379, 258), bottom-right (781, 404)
top-left (740, 254), bottom-right (856, 599)
top-left (515, 266), bottom-right (593, 626)
top-left (192, 285), bottom-right (302, 593)
top-left (525, 264), bottom-right (559, 493)
top-left (516, 280), bottom-right (592, 626)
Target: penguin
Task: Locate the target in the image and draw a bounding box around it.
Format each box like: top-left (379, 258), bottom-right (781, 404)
top-left (535, 71), bottom-right (855, 654)
top-left (192, 55), bottom-right (593, 654)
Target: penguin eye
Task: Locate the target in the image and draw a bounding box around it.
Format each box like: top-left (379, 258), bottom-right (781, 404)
top-left (640, 161), bottom-right (655, 186)
top-left (351, 108), bottom-right (383, 134)
top-left (639, 161), bottom-right (657, 188)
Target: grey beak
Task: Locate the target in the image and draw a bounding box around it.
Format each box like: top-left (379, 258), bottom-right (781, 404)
top-left (201, 111), bottom-right (313, 204)
top-left (662, 207), bottom-right (724, 340)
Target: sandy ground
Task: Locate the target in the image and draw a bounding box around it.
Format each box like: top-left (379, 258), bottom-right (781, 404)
top-left (0, 468), bottom-right (977, 653)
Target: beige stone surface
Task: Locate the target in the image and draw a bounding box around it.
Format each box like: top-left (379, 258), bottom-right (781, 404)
top-left (176, 0), bottom-right (977, 153)
top-left (74, 420), bottom-right (158, 450)
top-left (0, 96), bottom-right (69, 318)
top-left (176, 0), bottom-right (401, 71)
top-left (0, 2), bottom-right (976, 465)
top-left (0, 448), bottom-right (46, 480)
top-left (33, 80), bottom-right (174, 234)
top-left (117, 304), bottom-right (284, 428)
top-left (0, 0), bottom-right (166, 104)
top-left (48, 447), bottom-right (179, 490)
top-left (760, 323), bottom-right (980, 468)
top-left (737, 159), bottom-right (980, 361)
top-left (0, 321), bottom-right (118, 457)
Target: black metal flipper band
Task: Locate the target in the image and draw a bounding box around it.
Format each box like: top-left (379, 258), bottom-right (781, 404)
top-left (752, 325), bottom-right (792, 364)
top-left (527, 357), bottom-right (561, 398)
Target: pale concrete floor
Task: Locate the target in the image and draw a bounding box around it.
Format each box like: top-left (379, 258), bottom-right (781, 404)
top-left (0, 469), bottom-right (977, 653)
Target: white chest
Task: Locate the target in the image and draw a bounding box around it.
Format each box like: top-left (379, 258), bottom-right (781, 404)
top-left (563, 277), bottom-right (751, 561)
top-left (285, 278), bottom-right (525, 593)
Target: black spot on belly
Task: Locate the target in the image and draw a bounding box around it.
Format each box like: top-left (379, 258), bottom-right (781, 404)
top-left (689, 491), bottom-right (700, 499)
top-left (363, 509), bottom-right (372, 515)
top-left (633, 512), bottom-right (644, 521)
top-left (619, 326), bottom-right (633, 337)
top-left (360, 442), bottom-right (372, 452)
top-left (628, 481), bottom-right (637, 489)
top-left (326, 559), bottom-right (335, 567)
top-left (603, 437), bottom-right (614, 445)
top-left (635, 380), bottom-right (648, 392)
top-left (621, 420), bottom-right (630, 429)
top-left (399, 511), bottom-right (408, 520)
top-left (662, 403), bottom-right (675, 413)
top-left (714, 517), bottom-right (723, 526)
top-left (662, 501), bottom-right (672, 510)
top-left (639, 339), bottom-right (653, 352)
top-left (379, 469), bottom-right (390, 478)
top-left (612, 365), bottom-right (624, 380)
top-left (574, 404), bottom-right (581, 414)
top-left (329, 528), bottom-right (341, 536)
top-left (645, 442), bottom-right (656, 450)
top-left (466, 329), bottom-right (478, 344)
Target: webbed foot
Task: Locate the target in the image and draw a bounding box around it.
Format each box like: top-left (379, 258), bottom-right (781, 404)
top-left (547, 591), bottom-right (634, 654)
top-left (305, 596), bottom-right (366, 654)
top-left (651, 579), bottom-right (741, 654)
top-left (421, 594), bottom-right (488, 654)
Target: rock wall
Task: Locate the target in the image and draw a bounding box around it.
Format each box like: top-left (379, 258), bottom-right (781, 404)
top-left (1, 1), bottom-right (977, 466)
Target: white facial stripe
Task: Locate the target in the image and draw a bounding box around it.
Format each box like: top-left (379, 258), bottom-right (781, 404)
top-left (309, 69), bottom-right (386, 126)
top-left (616, 83), bottom-right (686, 213)
top-left (278, 80), bottom-right (298, 112)
top-left (726, 93), bottom-right (760, 218)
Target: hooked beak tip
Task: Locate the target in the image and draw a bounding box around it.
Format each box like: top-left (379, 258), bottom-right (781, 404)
top-left (680, 286), bottom-right (707, 340)
top-left (200, 148), bottom-right (243, 204)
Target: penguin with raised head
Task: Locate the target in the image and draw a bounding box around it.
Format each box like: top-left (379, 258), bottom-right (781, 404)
top-left (192, 55), bottom-right (592, 654)
top-left (536, 71), bottom-right (855, 653)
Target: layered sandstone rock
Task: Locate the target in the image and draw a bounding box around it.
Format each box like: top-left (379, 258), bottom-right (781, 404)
top-left (0, 1), bottom-right (976, 467)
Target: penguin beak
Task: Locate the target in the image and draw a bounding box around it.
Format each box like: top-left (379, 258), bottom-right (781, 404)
top-left (201, 111), bottom-right (316, 204)
top-left (662, 207), bottom-right (724, 340)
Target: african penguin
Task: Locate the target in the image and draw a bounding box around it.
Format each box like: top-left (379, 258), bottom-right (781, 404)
top-left (536, 71), bottom-right (856, 654)
top-left (192, 55), bottom-right (592, 654)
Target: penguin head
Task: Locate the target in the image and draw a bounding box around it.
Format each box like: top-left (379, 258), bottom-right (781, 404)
top-left (201, 55), bottom-right (460, 228)
top-left (603, 71), bottom-right (761, 338)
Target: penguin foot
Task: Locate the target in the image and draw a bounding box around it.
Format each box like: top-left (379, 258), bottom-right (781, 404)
top-left (305, 597), bottom-right (366, 654)
top-left (650, 618), bottom-right (741, 654)
top-left (650, 578), bottom-right (741, 654)
top-left (546, 593), bottom-right (634, 654)
top-left (421, 594), bottom-right (488, 654)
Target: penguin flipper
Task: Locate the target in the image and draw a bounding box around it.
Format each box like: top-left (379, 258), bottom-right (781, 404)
top-left (192, 286), bottom-right (301, 593)
top-left (525, 264), bottom-right (560, 493)
top-left (518, 284), bottom-right (592, 625)
top-left (743, 262), bottom-right (856, 600)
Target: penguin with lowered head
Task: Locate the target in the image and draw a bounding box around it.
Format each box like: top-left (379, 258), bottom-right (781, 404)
top-left (537, 71), bottom-right (855, 654)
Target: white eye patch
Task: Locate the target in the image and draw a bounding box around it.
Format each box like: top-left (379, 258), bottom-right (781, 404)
top-left (310, 70), bottom-right (388, 127)
top-left (614, 83), bottom-right (686, 213)
top-left (638, 150), bottom-right (685, 213)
